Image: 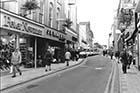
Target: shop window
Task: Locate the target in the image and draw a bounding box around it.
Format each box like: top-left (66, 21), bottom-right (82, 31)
top-left (0, 32), bottom-right (16, 70)
top-left (39, 13), bottom-right (43, 23)
top-left (0, 1), bottom-right (18, 13)
top-left (32, 11), bottom-right (37, 21)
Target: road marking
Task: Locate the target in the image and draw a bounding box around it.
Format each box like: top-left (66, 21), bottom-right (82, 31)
top-left (81, 89), bottom-right (84, 91)
top-left (95, 67), bottom-right (103, 70)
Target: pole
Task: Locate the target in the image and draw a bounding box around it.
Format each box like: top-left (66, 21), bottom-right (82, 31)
top-left (34, 37), bottom-right (37, 68)
top-left (135, 12), bottom-right (138, 67)
top-left (137, 34), bottom-right (140, 70)
top-left (16, 34), bottom-right (19, 49)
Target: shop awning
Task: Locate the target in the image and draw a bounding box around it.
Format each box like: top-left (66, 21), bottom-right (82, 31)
top-left (72, 36), bottom-right (77, 41)
top-left (125, 28), bottom-right (139, 42)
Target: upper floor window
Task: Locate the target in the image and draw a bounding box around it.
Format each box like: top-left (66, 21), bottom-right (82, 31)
top-left (48, 3), bottom-right (53, 27)
top-left (0, 1), bottom-right (18, 13)
top-left (56, 7), bottom-right (60, 30)
top-left (38, 0), bottom-right (44, 23)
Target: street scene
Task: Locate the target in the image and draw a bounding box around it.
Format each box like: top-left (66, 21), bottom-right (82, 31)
top-left (0, 0), bottom-right (140, 93)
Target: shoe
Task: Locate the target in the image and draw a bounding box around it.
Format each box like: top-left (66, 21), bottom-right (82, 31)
top-left (19, 72), bottom-right (22, 75)
top-left (45, 69), bottom-right (47, 72)
top-left (12, 75), bottom-right (16, 78)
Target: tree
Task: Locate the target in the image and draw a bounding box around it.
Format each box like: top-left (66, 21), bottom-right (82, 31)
top-left (62, 18), bottom-right (73, 28)
top-left (21, 0), bottom-right (40, 16)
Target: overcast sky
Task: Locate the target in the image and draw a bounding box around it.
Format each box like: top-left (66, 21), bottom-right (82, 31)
top-left (77, 0), bottom-right (120, 45)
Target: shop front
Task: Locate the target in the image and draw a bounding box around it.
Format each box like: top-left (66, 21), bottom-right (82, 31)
top-left (0, 9), bottom-right (44, 68)
top-left (65, 28), bottom-right (78, 50)
top-left (44, 27), bottom-right (66, 63)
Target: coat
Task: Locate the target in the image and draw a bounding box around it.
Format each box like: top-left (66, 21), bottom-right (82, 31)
top-left (43, 51), bottom-right (53, 66)
top-left (11, 51), bottom-right (21, 65)
top-left (120, 51), bottom-right (129, 65)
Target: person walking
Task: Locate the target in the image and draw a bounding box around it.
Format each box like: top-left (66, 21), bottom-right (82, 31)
top-left (43, 49), bottom-right (53, 72)
top-left (110, 51), bottom-right (114, 59)
top-left (11, 48), bottom-right (22, 78)
top-left (120, 48), bottom-right (129, 74)
top-left (128, 51), bottom-right (133, 69)
top-left (115, 51), bottom-right (120, 63)
top-left (65, 50), bottom-right (71, 66)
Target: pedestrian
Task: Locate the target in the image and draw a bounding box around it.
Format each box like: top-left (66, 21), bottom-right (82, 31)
top-left (11, 48), bottom-right (22, 78)
top-left (128, 51), bottom-right (133, 69)
top-left (75, 50), bottom-right (79, 61)
top-left (43, 48), bottom-right (53, 71)
top-left (110, 51), bottom-right (113, 59)
top-left (120, 48), bottom-right (129, 74)
top-left (115, 51), bottom-right (120, 63)
top-left (65, 50), bottom-right (71, 66)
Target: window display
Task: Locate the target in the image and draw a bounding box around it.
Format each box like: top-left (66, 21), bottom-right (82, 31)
top-left (0, 32), bottom-right (16, 70)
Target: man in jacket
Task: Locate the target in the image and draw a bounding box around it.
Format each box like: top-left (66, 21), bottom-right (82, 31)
top-left (120, 48), bottom-right (129, 74)
top-left (11, 48), bottom-right (22, 78)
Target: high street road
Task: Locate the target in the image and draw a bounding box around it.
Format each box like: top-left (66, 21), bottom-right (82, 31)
top-left (2, 55), bottom-right (119, 93)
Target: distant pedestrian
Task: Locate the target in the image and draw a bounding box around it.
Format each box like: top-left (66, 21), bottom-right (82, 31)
top-left (43, 49), bottom-right (53, 71)
top-left (128, 51), bottom-right (133, 69)
top-left (108, 49), bottom-right (113, 59)
top-left (11, 48), bottom-right (22, 78)
top-left (75, 50), bottom-right (79, 61)
top-left (115, 51), bottom-right (120, 63)
top-left (120, 48), bottom-right (129, 74)
top-left (65, 50), bottom-right (71, 66)
top-left (110, 51), bottom-right (113, 59)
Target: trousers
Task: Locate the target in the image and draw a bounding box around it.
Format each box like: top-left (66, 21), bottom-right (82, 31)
top-left (122, 64), bottom-right (127, 73)
top-left (12, 64), bottom-right (21, 76)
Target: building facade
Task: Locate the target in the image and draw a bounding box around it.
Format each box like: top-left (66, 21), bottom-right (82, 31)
top-left (0, 0), bottom-right (77, 68)
top-left (78, 22), bottom-right (94, 50)
top-left (64, 0), bottom-right (78, 50)
top-left (115, 0), bottom-right (140, 70)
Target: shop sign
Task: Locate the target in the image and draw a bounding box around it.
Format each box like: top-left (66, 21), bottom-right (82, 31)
top-left (1, 15), bottom-right (43, 36)
top-left (45, 28), bottom-right (65, 41)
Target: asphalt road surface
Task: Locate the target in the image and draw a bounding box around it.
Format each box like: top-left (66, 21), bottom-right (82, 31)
top-left (4, 55), bottom-right (113, 93)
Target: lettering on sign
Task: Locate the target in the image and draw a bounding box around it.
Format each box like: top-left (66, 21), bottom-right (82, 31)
top-left (46, 29), bottom-right (65, 41)
top-left (2, 16), bottom-right (43, 36)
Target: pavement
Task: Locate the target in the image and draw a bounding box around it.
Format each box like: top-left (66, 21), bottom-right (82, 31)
top-left (118, 63), bottom-right (140, 93)
top-left (0, 59), bottom-right (84, 91)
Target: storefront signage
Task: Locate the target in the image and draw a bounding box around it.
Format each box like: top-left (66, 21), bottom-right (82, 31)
top-left (45, 28), bottom-right (65, 42)
top-left (2, 15), bottom-right (43, 36)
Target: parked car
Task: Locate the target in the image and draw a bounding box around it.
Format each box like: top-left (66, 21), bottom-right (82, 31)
top-left (79, 51), bottom-right (87, 58)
